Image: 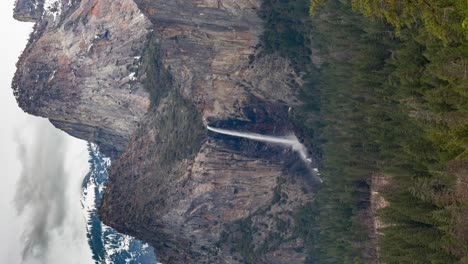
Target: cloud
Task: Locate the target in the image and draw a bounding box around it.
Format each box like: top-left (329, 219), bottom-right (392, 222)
top-left (14, 119), bottom-right (69, 263)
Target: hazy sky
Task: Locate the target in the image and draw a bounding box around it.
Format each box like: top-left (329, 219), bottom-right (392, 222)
top-left (0, 1), bottom-right (92, 263)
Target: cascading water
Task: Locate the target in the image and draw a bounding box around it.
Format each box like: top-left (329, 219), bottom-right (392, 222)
top-left (207, 125), bottom-right (322, 183)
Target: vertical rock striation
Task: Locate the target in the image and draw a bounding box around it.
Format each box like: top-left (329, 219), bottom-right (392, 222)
top-left (133, 0), bottom-right (300, 120)
top-left (14, 0), bottom-right (315, 263)
top-left (14, 0), bottom-right (42, 22)
top-left (99, 1), bottom-right (314, 263)
top-left (13, 0), bottom-right (152, 156)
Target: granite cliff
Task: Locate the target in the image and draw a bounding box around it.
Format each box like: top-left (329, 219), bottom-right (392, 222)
top-left (14, 0), bottom-right (152, 156)
top-left (13, 0), bottom-right (316, 263)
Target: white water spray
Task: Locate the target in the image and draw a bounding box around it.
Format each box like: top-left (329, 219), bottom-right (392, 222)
top-left (207, 125), bottom-right (322, 182)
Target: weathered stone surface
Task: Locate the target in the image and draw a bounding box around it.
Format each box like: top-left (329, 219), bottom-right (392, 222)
top-left (14, 0), bottom-right (42, 22)
top-left (13, 0), bottom-right (152, 156)
top-left (133, 0), bottom-right (300, 120)
top-left (100, 99), bottom-right (315, 263)
top-left (97, 1), bottom-right (314, 261)
top-left (14, 0), bottom-right (315, 262)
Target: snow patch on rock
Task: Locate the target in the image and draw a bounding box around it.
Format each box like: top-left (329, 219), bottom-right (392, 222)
top-left (43, 0), bottom-right (62, 20)
top-left (81, 143), bottom-right (157, 263)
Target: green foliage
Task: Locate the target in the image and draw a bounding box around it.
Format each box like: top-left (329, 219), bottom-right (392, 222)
top-left (139, 33), bottom-right (172, 107)
top-left (297, 0), bottom-right (468, 262)
top-left (258, 0), bottom-right (467, 261)
top-left (309, 0), bottom-right (327, 16)
top-left (312, 0), bottom-right (468, 44)
top-left (156, 91), bottom-right (205, 164)
top-left (258, 0), bottom-right (311, 70)
top-left (302, 2), bottom-right (400, 262)
top-left (264, 0), bottom-right (388, 261)
top-left (139, 33), bottom-right (205, 173)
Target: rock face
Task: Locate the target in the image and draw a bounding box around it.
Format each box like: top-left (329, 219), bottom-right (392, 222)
top-left (100, 88), bottom-right (316, 263)
top-left (14, 0), bottom-right (316, 263)
top-left (13, 0), bottom-right (152, 156)
top-left (14, 0), bottom-right (42, 22)
top-left (133, 0), bottom-right (300, 120)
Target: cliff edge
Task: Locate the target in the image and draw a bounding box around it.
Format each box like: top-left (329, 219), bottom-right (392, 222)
top-left (13, 0), bottom-right (152, 157)
top-left (13, 0), bottom-right (316, 263)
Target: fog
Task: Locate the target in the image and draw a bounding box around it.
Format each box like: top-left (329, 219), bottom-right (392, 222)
top-left (0, 1), bottom-right (92, 263)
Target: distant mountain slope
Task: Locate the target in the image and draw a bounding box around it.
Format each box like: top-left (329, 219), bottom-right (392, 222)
top-left (81, 144), bottom-right (157, 264)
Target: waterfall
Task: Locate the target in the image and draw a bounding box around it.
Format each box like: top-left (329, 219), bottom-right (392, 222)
top-left (207, 125), bottom-right (322, 182)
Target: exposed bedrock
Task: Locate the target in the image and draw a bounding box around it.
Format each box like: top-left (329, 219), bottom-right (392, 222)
top-left (100, 95), bottom-right (316, 263)
top-left (100, 0), bottom-right (314, 262)
top-left (133, 0), bottom-right (300, 120)
top-left (14, 0), bottom-right (42, 22)
top-left (13, 0), bottom-right (152, 156)
top-left (14, 0), bottom-right (315, 263)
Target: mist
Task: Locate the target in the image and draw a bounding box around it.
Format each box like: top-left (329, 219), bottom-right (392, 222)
top-left (206, 125), bottom-right (322, 182)
top-left (14, 119), bottom-right (91, 264)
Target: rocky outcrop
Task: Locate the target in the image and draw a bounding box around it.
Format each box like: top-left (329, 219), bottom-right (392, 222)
top-left (14, 0), bottom-right (42, 22)
top-left (14, 0), bottom-right (316, 263)
top-left (97, 1), bottom-right (313, 261)
top-left (133, 0), bottom-right (300, 120)
top-left (13, 0), bottom-right (152, 156)
top-left (100, 92), bottom-right (315, 263)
